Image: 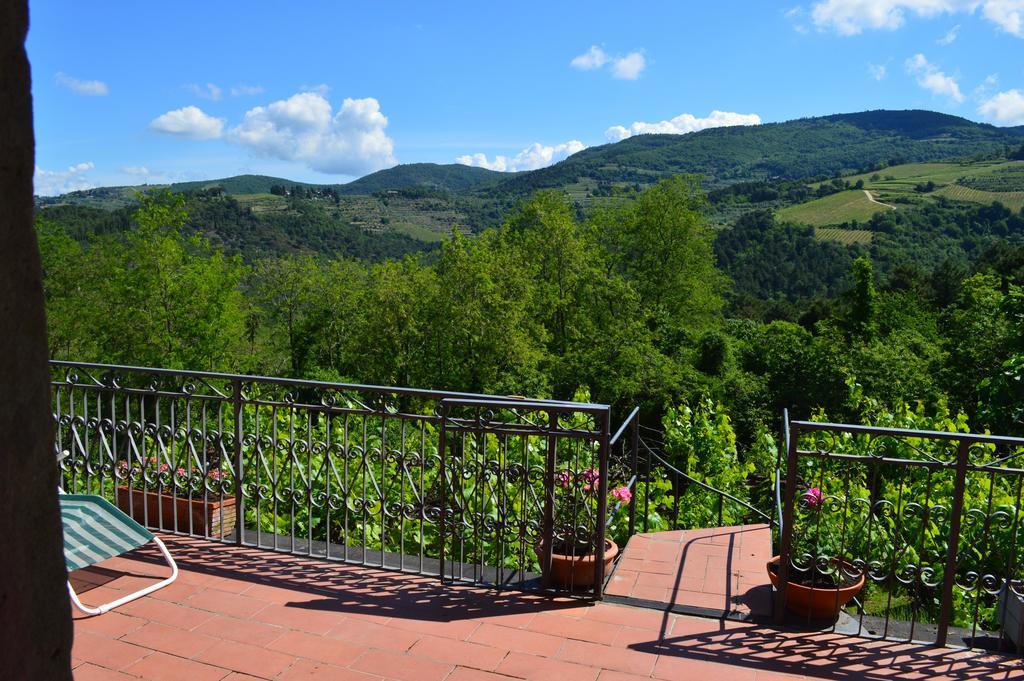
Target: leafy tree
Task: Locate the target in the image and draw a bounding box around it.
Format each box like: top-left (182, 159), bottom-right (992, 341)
top-left (848, 256), bottom-right (877, 341)
top-left (590, 176), bottom-right (725, 338)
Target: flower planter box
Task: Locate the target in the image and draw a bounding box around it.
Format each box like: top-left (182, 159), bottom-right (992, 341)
top-left (767, 555), bottom-right (864, 620)
top-left (998, 586), bottom-right (1024, 649)
top-left (116, 486), bottom-right (237, 537)
top-left (535, 539), bottom-right (618, 590)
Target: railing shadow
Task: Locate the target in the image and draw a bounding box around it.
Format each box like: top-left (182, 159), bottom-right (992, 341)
top-left (631, 621), bottom-right (1024, 681)
top-left (104, 535), bottom-right (587, 623)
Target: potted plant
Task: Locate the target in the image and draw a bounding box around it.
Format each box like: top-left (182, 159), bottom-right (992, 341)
top-left (115, 457), bottom-right (237, 537)
top-left (768, 486), bottom-right (865, 619)
top-left (534, 467), bottom-right (630, 589)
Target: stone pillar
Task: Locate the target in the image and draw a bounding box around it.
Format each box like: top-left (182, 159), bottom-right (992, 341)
top-left (0, 1), bottom-right (74, 678)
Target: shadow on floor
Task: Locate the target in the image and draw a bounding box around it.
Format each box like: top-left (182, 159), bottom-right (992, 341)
top-left (74, 535), bottom-right (588, 624)
top-left (630, 620), bottom-right (1024, 681)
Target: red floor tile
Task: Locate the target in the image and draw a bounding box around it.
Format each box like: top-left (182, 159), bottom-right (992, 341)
top-left (496, 651), bottom-right (601, 681)
top-left (195, 638), bottom-right (296, 678)
top-left (277, 659), bottom-right (380, 680)
top-left (72, 631), bottom-right (151, 671)
top-left (325, 620), bottom-right (421, 652)
top-left (121, 621), bottom-right (219, 659)
top-left (267, 630), bottom-right (364, 668)
top-left (409, 634), bottom-right (508, 671)
top-left (469, 621), bottom-right (565, 657)
top-left (350, 650), bottom-right (452, 681)
top-left (123, 651), bottom-right (229, 681)
top-left (72, 662), bottom-right (140, 680)
top-left (193, 615), bottom-right (286, 647)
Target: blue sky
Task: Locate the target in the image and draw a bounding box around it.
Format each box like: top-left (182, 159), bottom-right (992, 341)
top-left (27, 0), bottom-right (1024, 194)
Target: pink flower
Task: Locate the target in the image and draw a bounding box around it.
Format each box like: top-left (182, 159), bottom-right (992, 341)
top-left (555, 470), bottom-right (571, 489)
top-left (581, 468), bottom-right (599, 493)
top-left (611, 486), bottom-right (632, 504)
top-left (804, 486), bottom-right (824, 509)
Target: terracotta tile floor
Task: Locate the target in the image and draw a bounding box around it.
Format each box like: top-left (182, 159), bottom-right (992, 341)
top-left (70, 535), bottom-right (1024, 681)
top-left (605, 525), bottom-right (773, 618)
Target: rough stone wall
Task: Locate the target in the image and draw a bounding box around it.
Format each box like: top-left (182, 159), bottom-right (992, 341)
top-left (0, 1), bottom-right (75, 678)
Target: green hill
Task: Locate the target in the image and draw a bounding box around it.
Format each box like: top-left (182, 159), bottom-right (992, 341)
top-left (488, 110), bottom-right (1023, 197)
top-left (169, 174), bottom-right (306, 195)
top-left (337, 163), bottom-right (510, 195)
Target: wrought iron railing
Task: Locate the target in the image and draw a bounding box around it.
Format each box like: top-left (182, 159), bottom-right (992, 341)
top-left (51, 360), bottom-right (624, 597)
top-left (775, 418), bottom-right (1024, 650)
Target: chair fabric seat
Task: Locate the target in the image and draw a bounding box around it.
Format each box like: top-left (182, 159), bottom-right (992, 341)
top-left (60, 494), bottom-right (154, 572)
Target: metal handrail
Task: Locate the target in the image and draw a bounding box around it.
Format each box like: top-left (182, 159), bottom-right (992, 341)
top-left (641, 438), bottom-right (773, 525)
top-left (51, 359), bottom-right (608, 410)
top-left (790, 419), bottom-right (1024, 447)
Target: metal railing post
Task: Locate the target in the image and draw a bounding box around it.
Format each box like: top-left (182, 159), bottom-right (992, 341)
top-left (936, 439), bottom-right (970, 647)
top-left (542, 409), bottom-right (558, 588)
top-left (774, 418), bottom-right (800, 624)
top-left (232, 378), bottom-right (243, 546)
top-left (628, 414), bottom-right (639, 538)
top-left (438, 401), bottom-right (449, 583)
top-left (643, 436), bottom-right (651, 533)
top-left (594, 408), bottom-right (611, 598)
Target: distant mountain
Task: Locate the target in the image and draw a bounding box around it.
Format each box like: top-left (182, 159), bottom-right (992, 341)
top-left (336, 163), bottom-right (510, 195)
top-left (35, 163), bottom-right (509, 209)
top-left (168, 174), bottom-right (305, 195)
top-left (168, 164), bottom-right (509, 196)
top-left (488, 109), bottom-right (1024, 196)
top-left (36, 110), bottom-right (1024, 241)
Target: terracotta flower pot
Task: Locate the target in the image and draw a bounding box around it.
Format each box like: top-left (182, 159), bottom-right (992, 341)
top-left (535, 539), bottom-right (618, 589)
top-left (116, 486), bottom-right (237, 537)
top-left (767, 555), bottom-right (865, 620)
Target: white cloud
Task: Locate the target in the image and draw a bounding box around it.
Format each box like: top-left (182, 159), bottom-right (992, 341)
top-left (570, 46), bottom-right (646, 79)
top-left (570, 45), bottom-right (609, 70)
top-left (230, 84), bottom-right (265, 96)
top-left (34, 161), bottom-right (95, 196)
top-left (809, 0), bottom-right (1024, 38)
top-left (979, 89), bottom-right (1024, 124)
top-left (149, 106), bottom-right (225, 139)
top-left (983, 0), bottom-right (1024, 36)
top-left (226, 92), bottom-right (396, 175)
top-left (121, 166), bottom-right (150, 176)
top-left (455, 140), bottom-right (586, 172)
top-left (868, 63), bottom-right (888, 80)
top-left (905, 53), bottom-right (963, 102)
top-left (299, 83), bottom-right (331, 96)
top-left (55, 72), bottom-right (108, 96)
top-left (973, 73), bottom-right (1000, 98)
top-left (605, 110), bottom-right (762, 141)
top-left (937, 23), bottom-right (961, 42)
top-left (611, 52), bottom-right (646, 80)
top-left (186, 83), bottom-right (222, 100)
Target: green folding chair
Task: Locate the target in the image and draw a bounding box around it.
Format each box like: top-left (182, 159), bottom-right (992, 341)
top-left (60, 493), bottom-right (178, 615)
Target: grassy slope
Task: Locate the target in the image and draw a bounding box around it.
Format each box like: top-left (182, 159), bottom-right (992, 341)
top-left (782, 160), bottom-right (1024, 229)
top-left (815, 227), bottom-right (873, 244)
top-left (935, 184), bottom-right (1024, 212)
top-left (778, 190), bottom-right (886, 226)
